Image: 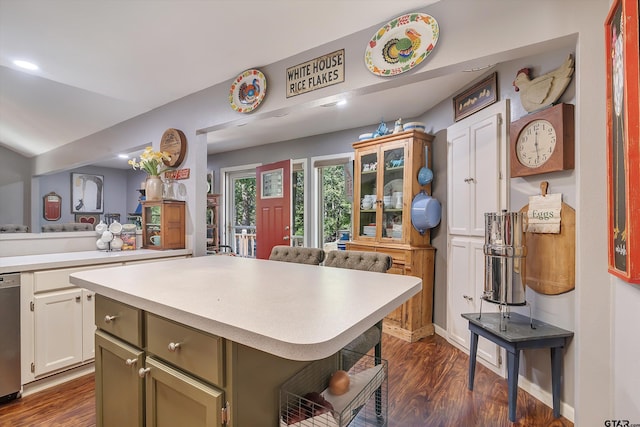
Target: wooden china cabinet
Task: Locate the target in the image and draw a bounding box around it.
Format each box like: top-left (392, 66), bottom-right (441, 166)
top-left (347, 129), bottom-right (436, 342)
top-left (142, 200), bottom-right (185, 250)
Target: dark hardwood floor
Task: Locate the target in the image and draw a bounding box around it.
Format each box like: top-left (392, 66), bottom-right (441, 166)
top-left (0, 333), bottom-right (573, 426)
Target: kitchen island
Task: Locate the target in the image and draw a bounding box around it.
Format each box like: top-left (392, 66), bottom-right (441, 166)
top-left (70, 255), bottom-right (422, 426)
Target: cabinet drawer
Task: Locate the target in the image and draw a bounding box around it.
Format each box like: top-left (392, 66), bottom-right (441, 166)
top-left (34, 265), bottom-right (112, 293)
top-left (95, 295), bottom-right (143, 347)
top-left (146, 313), bottom-right (224, 387)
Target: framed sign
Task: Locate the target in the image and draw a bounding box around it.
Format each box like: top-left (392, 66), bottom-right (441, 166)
top-left (605, 0), bottom-right (640, 284)
top-left (453, 72), bottom-right (498, 122)
top-left (71, 173), bottom-right (104, 214)
top-left (43, 192), bottom-right (62, 221)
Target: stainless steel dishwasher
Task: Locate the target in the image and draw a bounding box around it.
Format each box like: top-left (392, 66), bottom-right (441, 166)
top-left (0, 272), bottom-right (21, 403)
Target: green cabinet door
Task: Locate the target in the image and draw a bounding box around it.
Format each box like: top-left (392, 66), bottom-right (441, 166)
top-left (144, 357), bottom-right (224, 427)
top-left (95, 330), bottom-right (145, 427)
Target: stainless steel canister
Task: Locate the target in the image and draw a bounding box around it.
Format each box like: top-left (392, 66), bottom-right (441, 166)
top-left (483, 211), bottom-right (527, 305)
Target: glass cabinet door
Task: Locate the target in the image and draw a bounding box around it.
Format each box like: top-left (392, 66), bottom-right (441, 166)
top-left (358, 150), bottom-right (378, 239)
top-left (144, 204), bottom-right (162, 247)
top-left (381, 145), bottom-right (405, 240)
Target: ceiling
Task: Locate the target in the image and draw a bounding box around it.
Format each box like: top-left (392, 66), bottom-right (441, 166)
top-left (0, 0), bottom-right (489, 167)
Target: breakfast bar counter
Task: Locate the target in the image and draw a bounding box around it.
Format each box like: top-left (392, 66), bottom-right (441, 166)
top-left (70, 255), bottom-right (421, 426)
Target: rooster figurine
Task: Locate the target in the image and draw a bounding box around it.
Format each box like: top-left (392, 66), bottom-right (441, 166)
top-left (238, 78), bottom-right (261, 105)
top-left (513, 54), bottom-right (574, 112)
top-left (382, 28), bottom-right (421, 64)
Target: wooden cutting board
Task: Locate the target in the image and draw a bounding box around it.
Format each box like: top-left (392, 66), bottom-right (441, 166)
top-left (519, 194), bottom-right (576, 295)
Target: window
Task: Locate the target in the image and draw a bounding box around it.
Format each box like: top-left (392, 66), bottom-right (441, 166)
top-left (312, 153), bottom-right (353, 248)
top-left (221, 165), bottom-right (258, 255)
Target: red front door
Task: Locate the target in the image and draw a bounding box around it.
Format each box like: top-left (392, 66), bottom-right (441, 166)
top-left (255, 159), bottom-right (291, 259)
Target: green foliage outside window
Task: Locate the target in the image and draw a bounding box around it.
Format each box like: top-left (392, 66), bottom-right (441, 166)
top-left (234, 177), bottom-right (256, 226)
top-left (321, 165), bottom-right (352, 243)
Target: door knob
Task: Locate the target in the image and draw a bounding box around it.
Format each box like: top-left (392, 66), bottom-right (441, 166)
top-left (283, 236), bottom-right (290, 240)
top-left (168, 342), bottom-right (181, 352)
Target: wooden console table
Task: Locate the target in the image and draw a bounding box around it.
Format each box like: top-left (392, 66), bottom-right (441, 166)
top-left (462, 312), bottom-right (574, 422)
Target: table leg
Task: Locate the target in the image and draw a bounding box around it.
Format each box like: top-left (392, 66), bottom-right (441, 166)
top-left (468, 331), bottom-right (478, 390)
top-left (507, 350), bottom-right (520, 422)
top-left (551, 346), bottom-right (562, 418)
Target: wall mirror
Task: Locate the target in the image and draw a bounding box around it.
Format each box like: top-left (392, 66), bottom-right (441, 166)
top-left (43, 192), bottom-right (62, 221)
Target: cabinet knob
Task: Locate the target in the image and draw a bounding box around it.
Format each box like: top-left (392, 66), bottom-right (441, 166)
top-left (75, 296), bottom-right (81, 302)
top-left (104, 314), bottom-right (118, 323)
top-left (125, 358), bottom-right (138, 366)
top-left (168, 342), bottom-right (181, 352)
top-left (86, 294), bottom-right (93, 301)
top-left (138, 367), bottom-right (151, 378)
top-left (463, 294), bottom-right (474, 301)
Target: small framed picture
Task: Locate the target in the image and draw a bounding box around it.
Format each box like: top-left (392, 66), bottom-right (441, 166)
top-left (71, 173), bottom-right (104, 213)
top-left (453, 72), bottom-right (498, 122)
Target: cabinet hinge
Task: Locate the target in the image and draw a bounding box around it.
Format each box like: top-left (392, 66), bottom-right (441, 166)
top-left (31, 362), bottom-right (35, 373)
top-left (498, 353), bottom-right (503, 366)
top-left (30, 301), bottom-right (34, 311)
top-left (221, 401), bottom-right (230, 424)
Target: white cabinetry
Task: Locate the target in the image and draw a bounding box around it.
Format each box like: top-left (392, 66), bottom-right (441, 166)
top-left (447, 237), bottom-right (500, 367)
top-left (447, 108), bottom-right (506, 236)
top-left (33, 288), bottom-right (83, 376)
top-left (446, 100), bottom-right (509, 372)
top-left (29, 266), bottom-right (101, 378)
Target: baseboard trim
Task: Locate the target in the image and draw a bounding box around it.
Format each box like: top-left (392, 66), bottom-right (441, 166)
top-left (517, 375), bottom-right (575, 422)
top-left (22, 363), bottom-right (94, 397)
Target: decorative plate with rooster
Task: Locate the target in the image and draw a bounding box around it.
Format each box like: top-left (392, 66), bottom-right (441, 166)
top-left (365, 13), bottom-right (439, 77)
top-left (229, 69), bottom-right (267, 113)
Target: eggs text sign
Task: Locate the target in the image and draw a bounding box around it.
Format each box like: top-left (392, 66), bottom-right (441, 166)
top-left (286, 49), bottom-right (345, 98)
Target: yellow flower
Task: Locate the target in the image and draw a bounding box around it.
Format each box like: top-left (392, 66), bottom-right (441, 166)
top-left (128, 146), bottom-right (172, 176)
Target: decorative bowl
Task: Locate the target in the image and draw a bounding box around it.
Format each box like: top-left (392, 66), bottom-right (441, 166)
top-left (403, 122), bottom-right (426, 132)
top-left (358, 133), bottom-right (374, 141)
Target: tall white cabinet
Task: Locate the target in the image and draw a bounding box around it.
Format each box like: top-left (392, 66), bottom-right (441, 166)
top-left (446, 100), bottom-right (509, 372)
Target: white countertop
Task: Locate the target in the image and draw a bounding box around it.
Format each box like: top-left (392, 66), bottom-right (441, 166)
top-left (0, 249), bottom-right (192, 274)
top-left (70, 255), bottom-right (421, 361)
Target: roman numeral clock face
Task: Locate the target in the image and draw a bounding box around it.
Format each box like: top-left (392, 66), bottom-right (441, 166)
top-left (516, 119), bottom-right (556, 167)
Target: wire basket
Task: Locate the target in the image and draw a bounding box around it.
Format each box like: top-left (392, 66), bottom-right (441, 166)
top-left (280, 349), bottom-right (388, 427)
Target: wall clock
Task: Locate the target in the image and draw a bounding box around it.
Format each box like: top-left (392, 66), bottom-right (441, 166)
top-left (160, 128), bottom-right (187, 168)
top-left (510, 103), bottom-right (575, 177)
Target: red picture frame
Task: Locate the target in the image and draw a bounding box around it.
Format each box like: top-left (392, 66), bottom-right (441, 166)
top-left (605, 0), bottom-right (640, 284)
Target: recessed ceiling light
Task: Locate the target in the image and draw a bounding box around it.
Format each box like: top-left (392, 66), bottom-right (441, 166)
top-left (336, 100), bottom-right (347, 107)
top-left (13, 60), bottom-right (39, 71)
top-left (118, 154), bottom-right (130, 159)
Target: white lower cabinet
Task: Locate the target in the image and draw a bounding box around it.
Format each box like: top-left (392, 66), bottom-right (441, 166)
top-left (32, 287), bottom-right (95, 377)
top-left (82, 289), bottom-right (96, 360)
top-left (34, 288), bottom-right (84, 376)
top-left (447, 237), bottom-right (502, 371)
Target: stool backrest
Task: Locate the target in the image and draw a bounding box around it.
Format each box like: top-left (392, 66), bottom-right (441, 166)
top-left (268, 245), bottom-right (325, 265)
top-left (324, 250), bottom-right (392, 273)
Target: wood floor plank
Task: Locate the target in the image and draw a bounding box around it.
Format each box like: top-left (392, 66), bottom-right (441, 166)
top-left (0, 333), bottom-right (573, 426)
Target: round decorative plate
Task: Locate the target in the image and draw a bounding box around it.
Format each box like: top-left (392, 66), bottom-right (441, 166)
top-left (229, 69), bottom-right (267, 113)
top-left (365, 13), bottom-right (439, 76)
